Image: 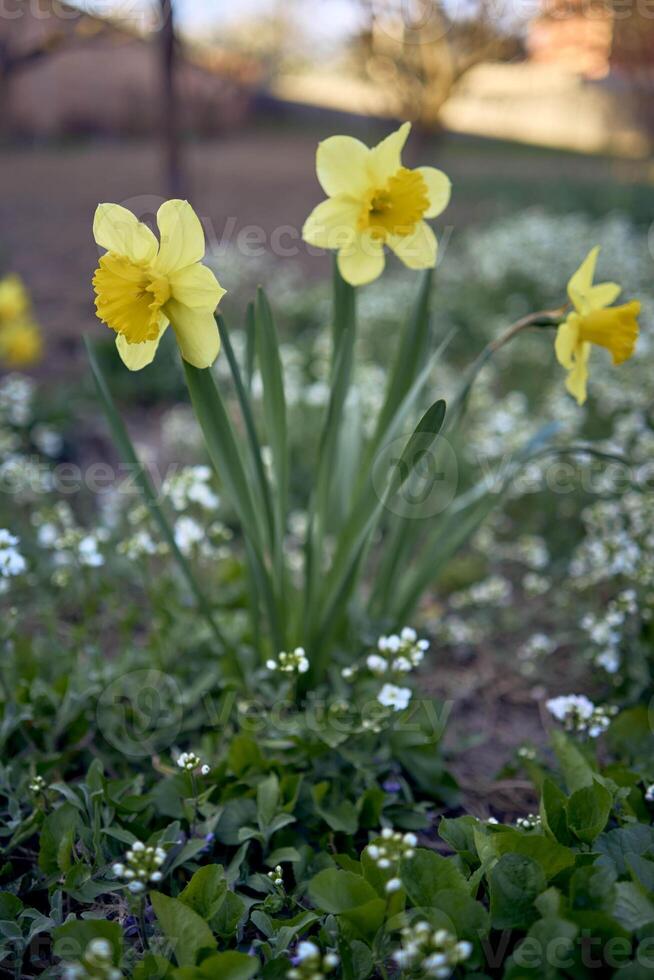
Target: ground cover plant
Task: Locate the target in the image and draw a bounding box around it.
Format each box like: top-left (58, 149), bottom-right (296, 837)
top-left (1, 122), bottom-right (654, 978)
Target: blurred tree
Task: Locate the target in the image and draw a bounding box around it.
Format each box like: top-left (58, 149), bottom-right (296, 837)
top-left (352, 0), bottom-right (522, 130)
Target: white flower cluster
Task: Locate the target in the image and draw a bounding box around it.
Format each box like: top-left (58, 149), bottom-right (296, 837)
top-left (163, 465), bottom-right (219, 512)
top-left (580, 589), bottom-right (638, 675)
top-left (32, 503), bottom-right (107, 579)
top-left (287, 941), bottom-right (339, 980)
top-left (112, 840), bottom-right (166, 895)
top-left (517, 632), bottom-right (557, 676)
top-left (28, 774), bottom-right (46, 794)
top-left (341, 628), bottom-right (428, 713)
top-left (0, 529), bottom-right (26, 580)
top-left (0, 374), bottom-right (35, 426)
top-left (118, 529), bottom-right (162, 561)
top-left (267, 864), bottom-right (284, 888)
top-left (368, 828), bottom-right (417, 894)
top-left (393, 922), bottom-right (472, 978)
top-left (516, 813), bottom-right (541, 831)
top-left (176, 751), bottom-right (209, 775)
top-left (63, 938), bottom-right (121, 980)
top-left (266, 647), bottom-right (309, 675)
top-left (645, 784), bottom-right (654, 804)
top-left (450, 574), bottom-right (513, 609)
top-left (546, 695), bottom-right (617, 738)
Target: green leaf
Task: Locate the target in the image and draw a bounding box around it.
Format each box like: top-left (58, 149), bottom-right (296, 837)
top-left (401, 848), bottom-right (469, 907)
top-left (308, 869), bottom-right (378, 914)
top-left (254, 289), bottom-right (288, 556)
top-left (595, 824), bottom-right (654, 876)
top-left (38, 803), bottom-right (78, 875)
top-left (491, 831), bottom-right (575, 879)
top-left (227, 735), bottom-right (266, 778)
top-left (551, 729), bottom-right (595, 792)
top-left (150, 892), bottom-right (216, 967)
top-left (213, 891), bottom-right (246, 940)
top-left (613, 882), bottom-right (654, 930)
top-left (174, 951), bottom-right (259, 980)
top-left (489, 853), bottom-right (546, 930)
top-left (312, 783), bottom-right (358, 835)
top-left (539, 778), bottom-right (570, 845)
top-left (257, 774), bottom-right (280, 830)
top-left (85, 338), bottom-right (226, 652)
top-left (567, 780), bottom-right (613, 844)
top-left (53, 919), bottom-right (122, 965)
top-left (179, 865), bottom-right (227, 921)
top-left (0, 893), bottom-right (23, 920)
top-left (627, 855), bottom-right (654, 895)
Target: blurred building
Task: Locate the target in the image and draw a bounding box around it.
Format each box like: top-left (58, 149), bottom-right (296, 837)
top-left (0, 0), bottom-right (259, 138)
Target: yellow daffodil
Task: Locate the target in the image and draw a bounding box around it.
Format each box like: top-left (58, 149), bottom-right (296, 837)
top-left (0, 321), bottom-right (42, 367)
top-left (555, 246), bottom-right (640, 405)
top-left (0, 274), bottom-right (30, 323)
top-left (302, 122), bottom-right (451, 286)
top-left (92, 200), bottom-right (226, 371)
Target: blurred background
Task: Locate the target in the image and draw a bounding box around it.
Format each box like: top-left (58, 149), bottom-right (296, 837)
top-left (0, 0), bottom-right (653, 378)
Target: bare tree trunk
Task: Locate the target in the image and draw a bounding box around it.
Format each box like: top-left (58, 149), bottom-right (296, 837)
top-left (160, 0), bottom-right (184, 198)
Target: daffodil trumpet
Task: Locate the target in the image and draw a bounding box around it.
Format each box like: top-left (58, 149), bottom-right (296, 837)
top-left (555, 246), bottom-right (640, 405)
top-left (302, 122), bottom-right (451, 286)
top-left (92, 199), bottom-right (226, 371)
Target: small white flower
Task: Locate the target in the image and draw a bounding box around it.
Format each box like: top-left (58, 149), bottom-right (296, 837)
top-left (385, 877), bottom-right (402, 893)
top-left (378, 683), bottom-right (412, 711)
top-left (366, 653), bottom-right (388, 674)
top-left (296, 940), bottom-right (320, 962)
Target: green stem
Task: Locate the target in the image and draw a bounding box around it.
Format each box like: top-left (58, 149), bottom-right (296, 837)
top-left (84, 338), bottom-right (231, 659)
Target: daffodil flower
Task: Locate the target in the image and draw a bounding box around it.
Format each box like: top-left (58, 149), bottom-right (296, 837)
top-left (302, 122), bottom-right (451, 286)
top-left (555, 246), bottom-right (640, 405)
top-left (0, 274), bottom-right (30, 323)
top-left (92, 200), bottom-right (225, 371)
top-left (0, 322), bottom-right (42, 367)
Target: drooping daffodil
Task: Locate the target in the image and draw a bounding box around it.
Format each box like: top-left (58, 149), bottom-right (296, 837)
top-left (555, 246), bottom-right (640, 405)
top-left (302, 122), bottom-right (451, 286)
top-left (92, 200), bottom-right (225, 371)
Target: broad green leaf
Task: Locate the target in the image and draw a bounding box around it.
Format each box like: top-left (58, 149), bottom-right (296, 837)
top-left (489, 853), bottom-right (546, 930)
top-left (613, 882), bottom-right (654, 931)
top-left (491, 831), bottom-right (575, 879)
top-left (257, 774), bottom-right (280, 830)
top-left (179, 865), bottom-right (227, 921)
top-left (567, 780), bottom-right (613, 844)
top-left (540, 778), bottom-right (570, 845)
top-left (401, 848), bottom-right (468, 907)
top-left (174, 951), bottom-right (259, 980)
top-left (595, 824), bottom-right (654, 876)
top-left (38, 803), bottom-right (78, 875)
top-left (308, 868), bottom-right (378, 914)
top-left (150, 892), bottom-right (216, 967)
top-left (551, 729), bottom-right (595, 793)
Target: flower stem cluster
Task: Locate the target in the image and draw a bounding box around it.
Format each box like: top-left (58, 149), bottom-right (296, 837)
top-left (287, 941), bottom-right (339, 980)
top-left (368, 828), bottom-right (417, 894)
top-left (266, 647), bottom-right (309, 675)
top-left (63, 939), bottom-right (120, 980)
top-left (176, 751), bottom-right (209, 775)
top-left (515, 813), bottom-right (541, 831)
top-left (546, 694), bottom-right (617, 738)
top-left (393, 922), bottom-right (472, 978)
top-left (112, 841), bottom-right (166, 895)
top-left (267, 864), bottom-right (284, 888)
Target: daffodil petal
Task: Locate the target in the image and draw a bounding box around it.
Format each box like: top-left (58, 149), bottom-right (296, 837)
top-left (169, 262), bottom-right (226, 311)
top-left (587, 282), bottom-right (622, 310)
top-left (337, 232), bottom-right (385, 286)
top-left (316, 136), bottom-right (371, 198)
top-left (367, 122), bottom-right (411, 185)
top-left (116, 320), bottom-right (168, 371)
top-left (567, 246), bottom-right (600, 313)
top-left (417, 167), bottom-right (451, 218)
top-left (388, 221), bottom-right (437, 270)
top-left (302, 196), bottom-right (361, 249)
top-left (554, 316), bottom-right (579, 369)
top-left (93, 204), bottom-right (158, 264)
top-left (565, 342), bottom-right (591, 405)
top-left (155, 200), bottom-right (206, 275)
top-left (166, 300), bottom-right (220, 368)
